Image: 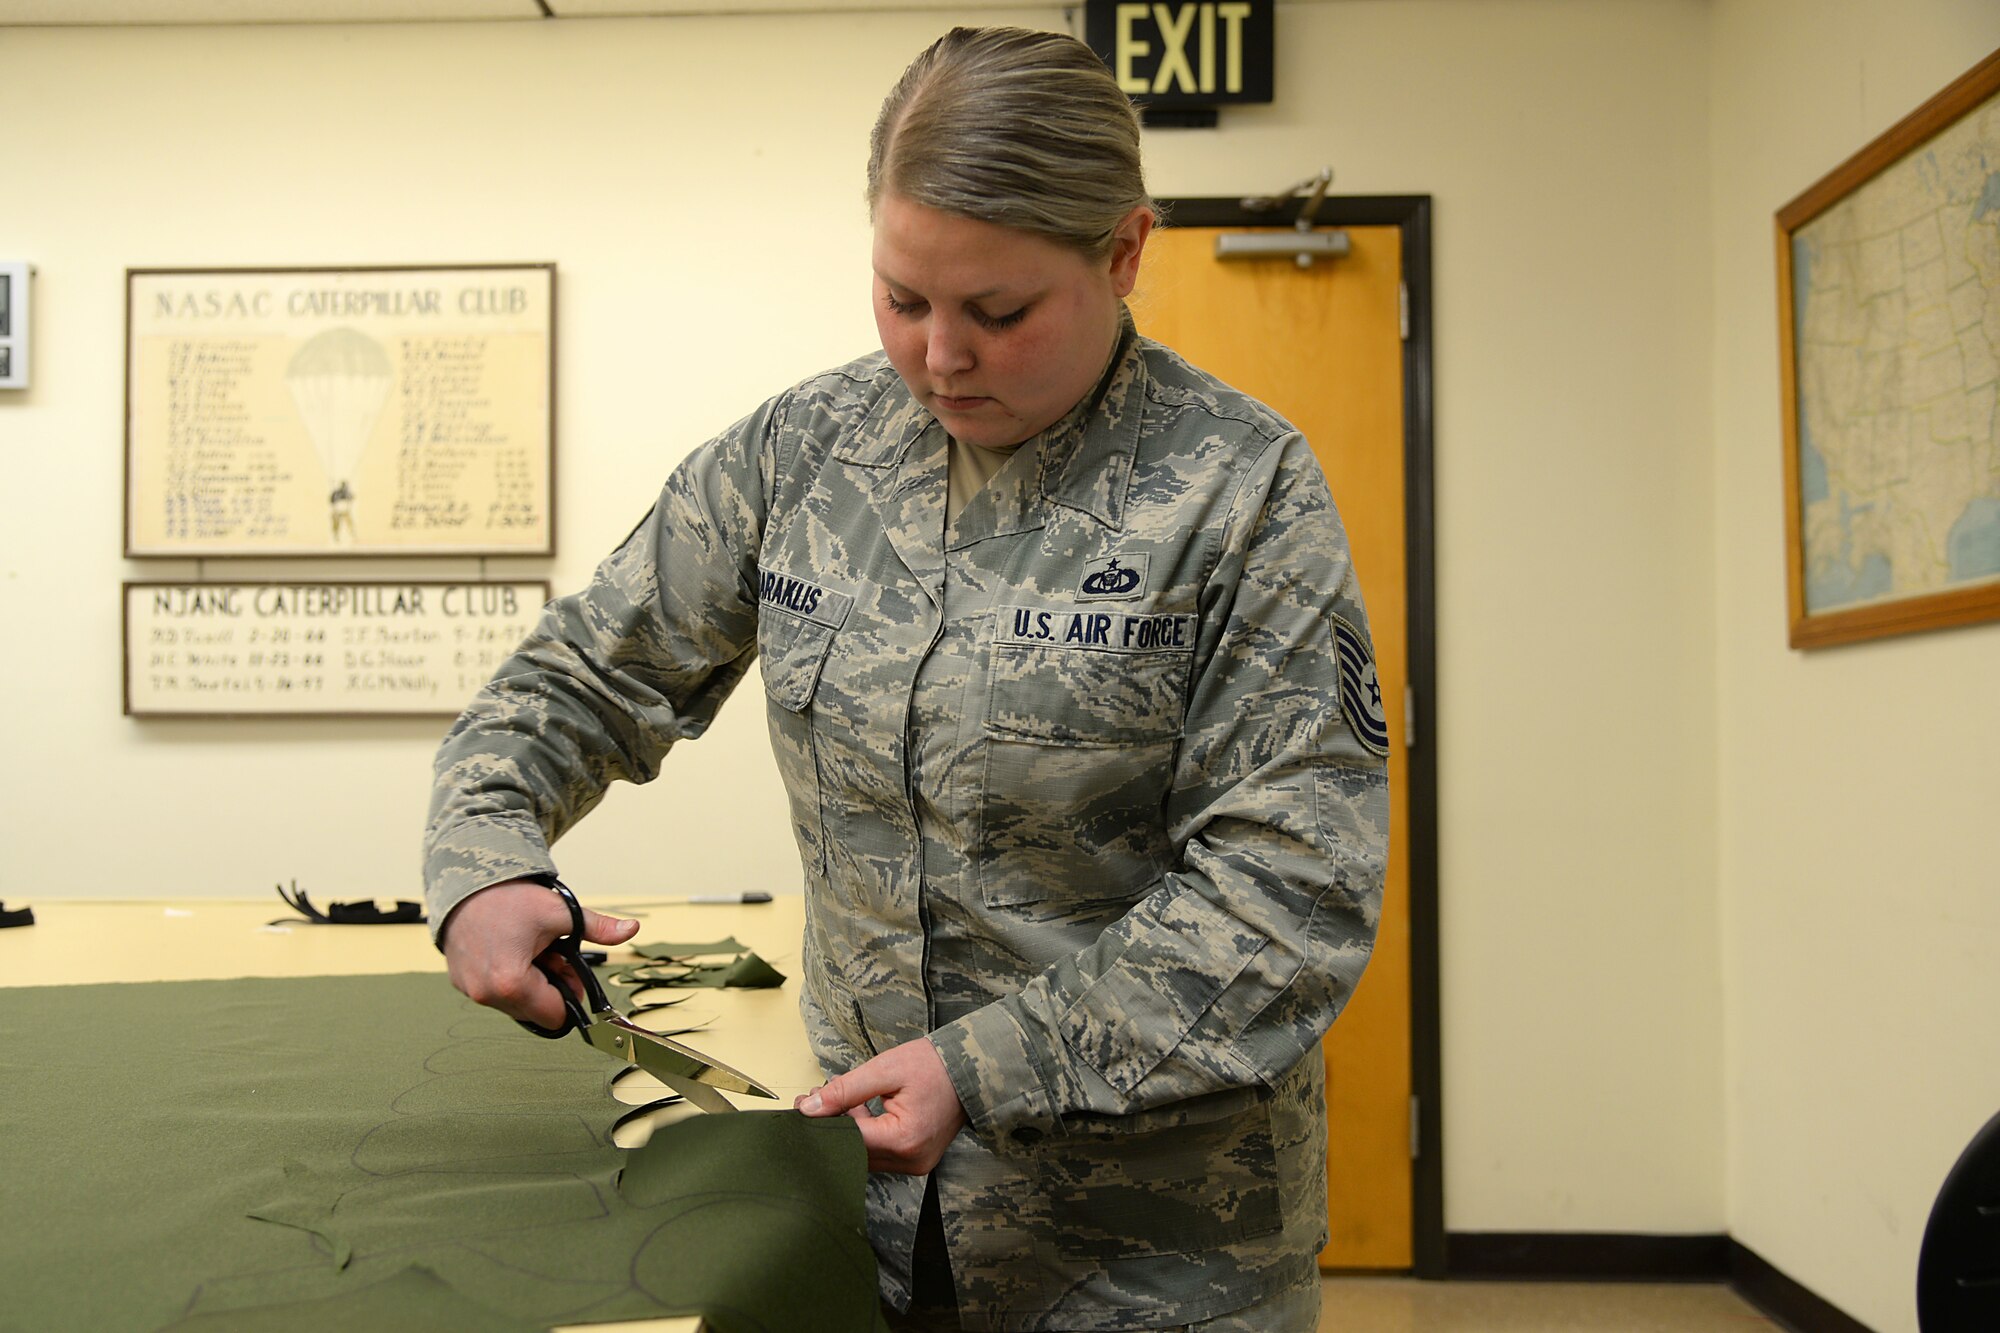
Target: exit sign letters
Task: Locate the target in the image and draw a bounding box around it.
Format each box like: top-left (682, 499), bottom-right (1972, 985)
top-left (1085, 0), bottom-right (1275, 109)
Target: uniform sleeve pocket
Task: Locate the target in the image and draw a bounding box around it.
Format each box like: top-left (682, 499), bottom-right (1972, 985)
top-left (1057, 887), bottom-right (1268, 1096)
top-left (1045, 1099), bottom-right (1281, 1259)
top-left (1314, 762), bottom-right (1391, 858)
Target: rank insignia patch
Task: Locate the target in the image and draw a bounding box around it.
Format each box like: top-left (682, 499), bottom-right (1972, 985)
top-left (1333, 613), bottom-right (1391, 757)
top-left (1077, 553), bottom-right (1148, 601)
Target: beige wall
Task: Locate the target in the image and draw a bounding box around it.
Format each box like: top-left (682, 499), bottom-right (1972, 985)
top-left (0, 0), bottom-right (1725, 1238)
top-left (1710, 3), bottom-right (2000, 1331)
top-left (1, 1), bottom-right (1988, 1325)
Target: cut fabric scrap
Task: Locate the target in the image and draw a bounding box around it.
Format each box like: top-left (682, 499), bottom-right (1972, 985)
top-left (691, 952), bottom-right (786, 989)
top-left (603, 963), bottom-right (694, 985)
top-left (613, 951), bottom-right (787, 990)
top-left (631, 937), bottom-right (748, 960)
top-left (269, 879), bottom-right (425, 926)
top-left (626, 998), bottom-right (698, 1019)
top-left (609, 1095), bottom-right (694, 1148)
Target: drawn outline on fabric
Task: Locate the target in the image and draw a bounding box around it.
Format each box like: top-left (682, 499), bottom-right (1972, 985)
top-left (1077, 553), bottom-right (1149, 602)
top-left (1332, 612), bottom-right (1391, 757)
top-left (133, 967), bottom-right (874, 1331)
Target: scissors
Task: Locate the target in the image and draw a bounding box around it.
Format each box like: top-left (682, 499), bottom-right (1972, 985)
top-left (517, 880), bottom-right (776, 1115)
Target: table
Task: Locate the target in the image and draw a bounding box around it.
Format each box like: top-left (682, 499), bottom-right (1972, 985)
top-left (0, 895), bottom-right (823, 1103)
top-left (0, 895), bottom-right (830, 1333)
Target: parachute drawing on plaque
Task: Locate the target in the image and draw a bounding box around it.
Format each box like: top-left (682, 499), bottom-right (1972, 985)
top-left (286, 328), bottom-right (393, 543)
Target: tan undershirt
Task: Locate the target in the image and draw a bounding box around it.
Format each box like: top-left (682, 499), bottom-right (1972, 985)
top-left (946, 436), bottom-right (1025, 524)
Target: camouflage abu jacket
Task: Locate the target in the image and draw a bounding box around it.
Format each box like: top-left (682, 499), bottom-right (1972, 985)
top-left (424, 312), bottom-right (1389, 1331)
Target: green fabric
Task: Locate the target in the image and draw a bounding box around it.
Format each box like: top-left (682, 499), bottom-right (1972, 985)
top-left (701, 953), bottom-right (786, 988)
top-left (160, 1265), bottom-right (543, 1332)
top-left (246, 1159), bottom-right (356, 1267)
top-left (611, 947), bottom-right (787, 991)
top-left (631, 938), bottom-right (748, 960)
top-left (617, 1115), bottom-right (885, 1333)
top-left (0, 972), bottom-right (881, 1333)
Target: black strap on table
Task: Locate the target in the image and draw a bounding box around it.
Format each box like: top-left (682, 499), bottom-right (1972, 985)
top-left (270, 880), bottom-right (426, 926)
top-left (0, 902), bottom-right (33, 929)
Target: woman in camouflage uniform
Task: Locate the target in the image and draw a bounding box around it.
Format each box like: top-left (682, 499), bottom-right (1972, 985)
top-left (428, 27), bottom-right (1388, 1333)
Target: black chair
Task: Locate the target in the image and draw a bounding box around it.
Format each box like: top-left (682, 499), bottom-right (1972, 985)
top-left (1917, 1108), bottom-right (2000, 1331)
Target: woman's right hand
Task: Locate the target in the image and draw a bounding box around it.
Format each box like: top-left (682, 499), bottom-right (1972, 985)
top-left (439, 879), bottom-right (641, 1029)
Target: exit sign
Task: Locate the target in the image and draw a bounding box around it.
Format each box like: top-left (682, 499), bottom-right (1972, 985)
top-left (1085, 0), bottom-right (1275, 111)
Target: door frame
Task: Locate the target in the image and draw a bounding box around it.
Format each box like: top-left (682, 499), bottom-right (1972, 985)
top-left (1154, 194), bottom-right (1443, 1277)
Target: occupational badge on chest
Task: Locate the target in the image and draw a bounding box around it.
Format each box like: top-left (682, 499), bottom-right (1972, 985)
top-left (1333, 612), bottom-right (1392, 758)
top-left (1077, 553), bottom-right (1148, 602)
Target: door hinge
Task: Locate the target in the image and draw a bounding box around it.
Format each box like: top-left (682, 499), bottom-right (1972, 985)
top-left (1410, 1094), bottom-right (1421, 1159)
top-left (1399, 280), bottom-right (1410, 341)
top-left (1404, 685), bottom-right (1417, 749)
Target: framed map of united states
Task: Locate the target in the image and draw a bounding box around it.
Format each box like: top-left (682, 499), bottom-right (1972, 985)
top-left (1778, 47), bottom-right (2000, 649)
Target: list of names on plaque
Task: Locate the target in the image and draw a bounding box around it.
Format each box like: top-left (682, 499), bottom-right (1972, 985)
top-left (158, 338), bottom-right (299, 544)
top-left (125, 582), bottom-right (549, 717)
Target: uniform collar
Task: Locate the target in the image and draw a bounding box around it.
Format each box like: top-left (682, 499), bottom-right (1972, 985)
top-left (837, 306), bottom-right (1146, 542)
top-left (832, 373), bottom-right (933, 468)
top-left (943, 306), bottom-right (1147, 549)
top-left (1033, 305), bottom-right (1145, 533)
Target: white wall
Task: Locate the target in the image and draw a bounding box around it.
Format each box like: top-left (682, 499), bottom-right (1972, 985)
top-left (1245, 0), bottom-right (1723, 1238)
top-left (0, 12), bottom-right (894, 912)
top-left (1710, 3), bottom-right (2000, 1330)
top-left (1, 0), bottom-right (1726, 1271)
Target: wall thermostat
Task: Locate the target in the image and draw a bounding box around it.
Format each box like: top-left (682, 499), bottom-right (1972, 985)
top-left (0, 262), bottom-right (30, 390)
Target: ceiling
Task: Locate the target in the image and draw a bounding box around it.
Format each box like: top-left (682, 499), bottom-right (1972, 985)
top-left (0, 0), bottom-right (1049, 22)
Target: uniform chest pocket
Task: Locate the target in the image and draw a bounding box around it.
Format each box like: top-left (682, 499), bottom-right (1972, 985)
top-left (985, 606), bottom-right (1194, 745)
top-left (757, 574), bottom-right (850, 886)
top-left (756, 577), bottom-right (851, 712)
top-left (977, 607), bottom-right (1193, 908)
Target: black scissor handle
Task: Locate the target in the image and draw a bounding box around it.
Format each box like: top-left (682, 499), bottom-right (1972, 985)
top-left (516, 880), bottom-right (611, 1040)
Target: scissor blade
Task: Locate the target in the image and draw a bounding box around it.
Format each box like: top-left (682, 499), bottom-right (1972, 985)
top-left (581, 1013), bottom-right (777, 1110)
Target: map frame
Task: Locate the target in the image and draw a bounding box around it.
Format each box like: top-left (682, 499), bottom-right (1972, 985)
top-left (1777, 46), bottom-right (2000, 649)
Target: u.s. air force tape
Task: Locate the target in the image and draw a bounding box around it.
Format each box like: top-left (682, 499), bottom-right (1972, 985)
top-left (1333, 613), bottom-right (1392, 757)
top-left (997, 605), bottom-right (1194, 653)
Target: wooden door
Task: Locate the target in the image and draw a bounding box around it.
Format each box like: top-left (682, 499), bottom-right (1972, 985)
top-left (1133, 224), bottom-right (1412, 1269)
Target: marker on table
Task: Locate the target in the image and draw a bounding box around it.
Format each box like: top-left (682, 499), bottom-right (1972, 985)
top-left (657, 892), bottom-right (774, 905)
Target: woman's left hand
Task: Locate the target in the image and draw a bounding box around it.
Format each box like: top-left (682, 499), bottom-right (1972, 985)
top-left (795, 1037), bottom-right (968, 1174)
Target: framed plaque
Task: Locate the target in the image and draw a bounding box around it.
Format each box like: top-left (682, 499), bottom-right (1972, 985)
top-left (125, 265), bottom-right (555, 558)
top-left (124, 581), bottom-right (550, 718)
top-left (0, 262), bottom-right (28, 390)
